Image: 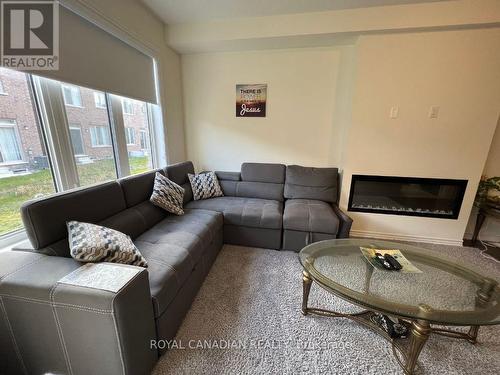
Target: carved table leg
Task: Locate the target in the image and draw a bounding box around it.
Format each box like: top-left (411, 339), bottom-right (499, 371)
top-left (302, 271), bottom-right (312, 315)
top-left (404, 319), bottom-right (431, 374)
top-left (467, 326), bottom-right (480, 344)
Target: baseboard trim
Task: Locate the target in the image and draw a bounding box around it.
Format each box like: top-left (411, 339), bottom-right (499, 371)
top-left (350, 230), bottom-right (463, 247)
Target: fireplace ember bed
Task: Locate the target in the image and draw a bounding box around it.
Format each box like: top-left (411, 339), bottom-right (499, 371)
top-left (348, 175), bottom-right (467, 219)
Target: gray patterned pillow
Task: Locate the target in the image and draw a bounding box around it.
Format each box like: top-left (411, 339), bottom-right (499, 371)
top-left (150, 172), bottom-right (184, 215)
top-left (188, 171), bottom-right (224, 201)
top-left (67, 221), bottom-right (147, 267)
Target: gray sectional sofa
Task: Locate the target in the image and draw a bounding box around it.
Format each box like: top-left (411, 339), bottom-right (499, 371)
top-left (0, 161), bottom-right (351, 375)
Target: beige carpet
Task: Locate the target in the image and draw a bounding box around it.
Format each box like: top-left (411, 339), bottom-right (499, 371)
top-left (152, 242), bottom-right (500, 375)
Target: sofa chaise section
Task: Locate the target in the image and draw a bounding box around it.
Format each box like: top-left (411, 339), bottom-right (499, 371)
top-left (282, 165), bottom-right (353, 251)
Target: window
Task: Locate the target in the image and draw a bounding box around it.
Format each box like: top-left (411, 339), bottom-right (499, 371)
top-left (121, 97), bottom-right (154, 175)
top-left (90, 126), bottom-right (111, 147)
top-left (94, 92), bottom-right (106, 108)
top-left (69, 126), bottom-right (85, 155)
top-left (63, 84), bottom-right (116, 187)
top-left (0, 69), bottom-right (56, 237)
top-left (140, 130), bottom-right (147, 149)
top-left (62, 84), bottom-right (82, 107)
top-left (125, 127), bottom-right (135, 145)
top-left (0, 120), bottom-right (23, 163)
top-left (122, 99), bottom-right (134, 115)
top-left (0, 68), bottom-right (163, 242)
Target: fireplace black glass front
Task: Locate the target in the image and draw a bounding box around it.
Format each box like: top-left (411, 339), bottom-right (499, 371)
top-left (348, 175), bottom-right (468, 219)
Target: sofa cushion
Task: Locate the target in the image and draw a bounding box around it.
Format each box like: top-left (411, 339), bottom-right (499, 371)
top-left (284, 165), bottom-right (338, 203)
top-left (215, 171), bottom-right (240, 181)
top-left (150, 172), bottom-right (185, 215)
top-left (118, 169), bottom-right (164, 207)
top-left (188, 172), bottom-right (224, 201)
top-left (67, 221), bottom-right (147, 267)
top-left (164, 161), bottom-right (195, 204)
top-left (185, 196), bottom-right (282, 230)
top-left (134, 209), bottom-right (223, 317)
top-left (283, 199), bottom-right (339, 235)
top-left (21, 181), bottom-right (127, 250)
top-left (236, 181), bottom-right (284, 201)
top-left (241, 162), bottom-right (286, 183)
top-left (100, 201), bottom-right (166, 240)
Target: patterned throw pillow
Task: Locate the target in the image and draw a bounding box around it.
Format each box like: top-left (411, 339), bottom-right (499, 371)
top-left (188, 171), bottom-right (224, 201)
top-left (150, 172), bottom-right (185, 215)
top-left (67, 221), bottom-right (147, 267)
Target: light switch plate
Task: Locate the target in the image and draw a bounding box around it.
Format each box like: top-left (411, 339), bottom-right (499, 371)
top-left (390, 106), bottom-right (399, 119)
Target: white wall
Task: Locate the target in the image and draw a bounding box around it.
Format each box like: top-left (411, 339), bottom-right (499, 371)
top-left (180, 24), bottom-right (500, 245)
top-left (167, 0), bottom-right (500, 53)
top-left (464, 118), bottom-right (500, 243)
top-left (182, 47), bottom-right (350, 171)
top-left (340, 28), bottom-right (500, 245)
top-left (483, 119), bottom-right (500, 178)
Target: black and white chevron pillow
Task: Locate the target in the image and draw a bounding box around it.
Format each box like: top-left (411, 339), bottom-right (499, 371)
top-left (188, 171), bottom-right (224, 201)
top-left (150, 172), bottom-right (184, 215)
top-left (67, 221), bottom-right (147, 267)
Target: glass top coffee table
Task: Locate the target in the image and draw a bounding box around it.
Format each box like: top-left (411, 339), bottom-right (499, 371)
top-left (299, 239), bottom-right (500, 374)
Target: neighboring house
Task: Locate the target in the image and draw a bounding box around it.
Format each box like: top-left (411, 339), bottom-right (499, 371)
top-left (0, 68), bottom-right (150, 174)
top-left (0, 69), bottom-right (46, 172)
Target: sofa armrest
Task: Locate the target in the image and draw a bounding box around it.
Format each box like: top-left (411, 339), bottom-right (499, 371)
top-left (0, 251), bottom-right (157, 375)
top-left (332, 204), bottom-right (353, 238)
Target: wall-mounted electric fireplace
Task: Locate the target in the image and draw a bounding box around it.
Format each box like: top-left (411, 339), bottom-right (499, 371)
top-left (348, 175), bottom-right (468, 219)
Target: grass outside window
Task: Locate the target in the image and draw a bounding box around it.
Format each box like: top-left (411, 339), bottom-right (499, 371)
top-left (0, 156), bottom-right (149, 236)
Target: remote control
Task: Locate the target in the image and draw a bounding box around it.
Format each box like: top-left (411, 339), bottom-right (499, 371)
top-left (374, 252), bottom-right (393, 270)
top-left (384, 254), bottom-right (402, 270)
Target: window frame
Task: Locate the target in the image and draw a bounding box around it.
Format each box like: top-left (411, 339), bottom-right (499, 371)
top-left (140, 129), bottom-right (147, 150)
top-left (0, 65), bottom-right (165, 246)
top-left (69, 125), bottom-right (85, 156)
top-left (62, 84), bottom-right (83, 107)
top-left (90, 125), bottom-right (112, 147)
top-left (93, 91), bottom-right (106, 109)
top-left (122, 99), bottom-right (134, 115)
top-left (125, 127), bottom-right (135, 145)
top-left (0, 119), bottom-right (25, 165)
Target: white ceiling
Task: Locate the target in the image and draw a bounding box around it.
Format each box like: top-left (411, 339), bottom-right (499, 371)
top-left (144, 0), bottom-right (448, 25)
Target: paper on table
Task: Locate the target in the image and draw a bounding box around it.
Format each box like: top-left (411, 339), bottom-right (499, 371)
top-left (360, 247), bottom-right (422, 273)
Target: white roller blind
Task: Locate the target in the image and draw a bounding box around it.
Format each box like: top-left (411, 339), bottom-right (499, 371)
top-left (29, 5), bottom-right (157, 103)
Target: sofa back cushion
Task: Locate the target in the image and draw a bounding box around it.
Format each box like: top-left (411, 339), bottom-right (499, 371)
top-left (21, 181), bottom-right (127, 251)
top-left (164, 161), bottom-right (195, 204)
top-left (118, 169), bottom-right (164, 207)
top-left (241, 163), bottom-right (286, 183)
top-left (284, 165), bottom-right (339, 203)
top-left (216, 163), bottom-right (285, 201)
top-left (239, 163), bottom-right (285, 201)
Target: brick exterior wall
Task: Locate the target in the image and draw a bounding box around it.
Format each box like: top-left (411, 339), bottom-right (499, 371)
top-left (0, 68), bottom-right (150, 171)
top-left (0, 69), bottom-right (46, 170)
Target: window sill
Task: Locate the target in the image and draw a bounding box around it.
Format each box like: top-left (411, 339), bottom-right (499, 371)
top-left (0, 160), bottom-right (27, 166)
top-left (64, 104), bottom-right (84, 108)
top-left (0, 229), bottom-right (27, 251)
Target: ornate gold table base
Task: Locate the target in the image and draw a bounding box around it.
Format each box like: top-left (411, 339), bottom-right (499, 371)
top-left (302, 271), bottom-right (480, 375)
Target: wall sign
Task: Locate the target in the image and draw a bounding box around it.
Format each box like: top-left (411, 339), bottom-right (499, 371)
top-left (236, 84), bottom-right (267, 117)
